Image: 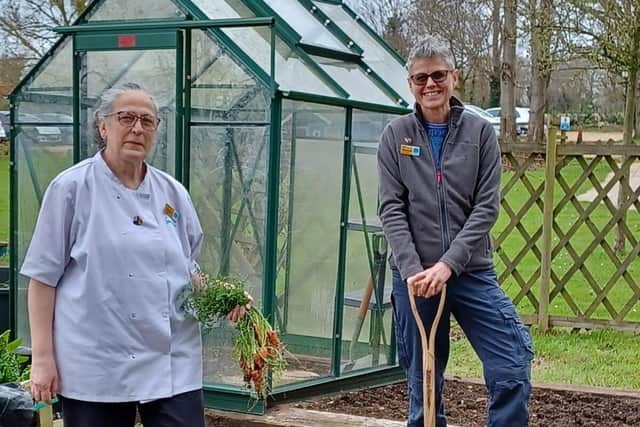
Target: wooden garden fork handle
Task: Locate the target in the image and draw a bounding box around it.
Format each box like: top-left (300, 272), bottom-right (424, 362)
top-left (407, 284), bottom-right (447, 427)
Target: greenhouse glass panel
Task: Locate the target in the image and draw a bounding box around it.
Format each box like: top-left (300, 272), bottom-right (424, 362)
top-left (309, 55), bottom-right (397, 106)
top-left (262, 0), bottom-right (351, 52)
top-left (191, 30), bottom-right (270, 123)
top-left (191, 0), bottom-right (338, 97)
top-left (352, 110), bottom-right (397, 144)
top-left (83, 50), bottom-right (176, 103)
top-left (189, 125), bottom-right (269, 387)
top-left (340, 110), bottom-right (398, 371)
top-left (78, 50), bottom-right (176, 172)
top-left (276, 100), bottom-right (345, 382)
top-left (341, 229), bottom-right (394, 371)
top-left (15, 39), bottom-right (73, 120)
top-left (190, 0), bottom-right (255, 19)
top-left (86, 0), bottom-right (184, 20)
top-left (225, 29), bottom-right (337, 97)
top-left (14, 128), bottom-right (73, 345)
top-left (313, 1), bottom-right (412, 103)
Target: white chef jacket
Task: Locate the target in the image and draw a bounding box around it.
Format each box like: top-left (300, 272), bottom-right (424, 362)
top-left (21, 150), bottom-right (204, 402)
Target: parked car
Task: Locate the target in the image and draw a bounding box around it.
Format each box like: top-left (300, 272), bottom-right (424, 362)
top-left (0, 111), bottom-right (63, 145)
top-left (485, 107), bottom-right (530, 135)
top-left (0, 111), bottom-right (9, 141)
top-left (464, 104), bottom-right (501, 137)
top-left (40, 113), bottom-right (73, 144)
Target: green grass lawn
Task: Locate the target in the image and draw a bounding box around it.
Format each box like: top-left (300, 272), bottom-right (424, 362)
top-left (449, 325), bottom-right (640, 389)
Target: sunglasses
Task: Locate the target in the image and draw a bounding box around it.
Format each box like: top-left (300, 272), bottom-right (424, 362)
top-left (409, 70), bottom-right (451, 86)
top-left (104, 111), bottom-right (160, 132)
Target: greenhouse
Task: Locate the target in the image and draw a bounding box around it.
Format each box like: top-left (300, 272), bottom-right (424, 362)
top-left (8, 0), bottom-right (414, 413)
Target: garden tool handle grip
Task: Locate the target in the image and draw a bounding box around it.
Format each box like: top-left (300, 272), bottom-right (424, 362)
top-left (407, 284), bottom-right (447, 427)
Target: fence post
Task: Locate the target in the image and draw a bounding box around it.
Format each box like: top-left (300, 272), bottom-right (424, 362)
top-left (539, 126), bottom-right (557, 332)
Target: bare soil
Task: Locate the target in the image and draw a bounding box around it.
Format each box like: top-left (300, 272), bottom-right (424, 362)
top-left (300, 378), bottom-right (640, 426)
top-left (567, 131), bottom-right (623, 142)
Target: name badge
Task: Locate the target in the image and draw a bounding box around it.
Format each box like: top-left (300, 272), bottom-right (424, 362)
top-left (163, 203), bottom-right (180, 226)
top-left (400, 144), bottom-right (421, 157)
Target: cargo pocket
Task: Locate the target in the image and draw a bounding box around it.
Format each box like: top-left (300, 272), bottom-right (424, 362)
top-left (496, 300), bottom-right (534, 363)
top-left (391, 293), bottom-right (410, 369)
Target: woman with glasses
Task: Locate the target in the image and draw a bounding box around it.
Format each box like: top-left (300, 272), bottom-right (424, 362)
top-left (377, 36), bottom-right (533, 427)
top-left (21, 82), bottom-right (245, 426)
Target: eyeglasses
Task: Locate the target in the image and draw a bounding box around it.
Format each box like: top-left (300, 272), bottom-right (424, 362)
top-left (104, 111), bottom-right (160, 132)
top-left (409, 70), bottom-right (452, 86)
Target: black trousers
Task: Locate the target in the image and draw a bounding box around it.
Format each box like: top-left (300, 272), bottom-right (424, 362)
top-left (58, 389), bottom-right (205, 427)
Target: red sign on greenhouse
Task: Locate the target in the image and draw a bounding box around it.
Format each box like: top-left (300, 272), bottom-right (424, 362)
top-left (118, 35), bottom-right (136, 48)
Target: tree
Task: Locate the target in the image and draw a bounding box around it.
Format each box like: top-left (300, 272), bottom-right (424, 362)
top-left (0, 0), bottom-right (89, 60)
top-left (0, 55), bottom-right (27, 108)
top-left (546, 64), bottom-right (622, 116)
top-left (527, 0), bottom-right (553, 144)
top-left (565, 0), bottom-right (640, 252)
top-left (408, 0), bottom-right (494, 102)
top-left (636, 79), bottom-right (640, 137)
top-left (345, 0), bottom-right (412, 58)
top-left (489, 0), bottom-right (503, 107)
top-left (0, 0), bottom-right (89, 99)
top-left (500, 0), bottom-right (518, 141)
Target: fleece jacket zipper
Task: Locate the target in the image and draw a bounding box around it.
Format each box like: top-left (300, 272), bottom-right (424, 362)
top-left (437, 131), bottom-right (452, 250)
top-left (419, 125), bottom-right (451, 254)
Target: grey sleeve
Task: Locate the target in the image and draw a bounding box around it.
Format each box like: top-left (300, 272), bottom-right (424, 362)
top-left (377, 125), bottom-right (424, 281)
top-left (20, 178), bottom-right (75, 287)
top-left (440, 123), bottom-right (501, 275)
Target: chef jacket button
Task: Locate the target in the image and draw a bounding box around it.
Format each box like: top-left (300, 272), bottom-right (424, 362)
top-left (162, 312), bottom-right (169, 319)
top-left (128, 273), bottom-right (134, 278)
top-left (116, 195), bottom-right (121, 200)
top-left (130, 313), bottom-right (137, 319)
top-left (130, 354), bottom-right (136, 360)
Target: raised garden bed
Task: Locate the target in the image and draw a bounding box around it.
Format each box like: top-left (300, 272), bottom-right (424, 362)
top-left (299, 377), bottom-right (640, 427)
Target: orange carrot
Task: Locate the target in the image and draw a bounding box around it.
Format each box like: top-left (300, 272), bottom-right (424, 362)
top-left (254, 353), bottom-right (265, 369)
top-left (258, 346), bottom-right (270, 360)
top-left (267, 330), bottom-right (281, 347)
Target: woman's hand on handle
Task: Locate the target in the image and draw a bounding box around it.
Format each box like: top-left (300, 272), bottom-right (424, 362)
top-left (408, 262), bottom-right (452, 298)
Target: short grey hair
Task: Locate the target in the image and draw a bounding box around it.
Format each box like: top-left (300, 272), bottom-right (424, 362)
top-left (92, 82), bottom-right (159, 148)
top-left (406, 35), bottom-right (455, 72)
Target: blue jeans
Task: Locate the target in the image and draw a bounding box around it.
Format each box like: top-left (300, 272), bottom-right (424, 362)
top-left (391, 268), bottom-right (533, 427)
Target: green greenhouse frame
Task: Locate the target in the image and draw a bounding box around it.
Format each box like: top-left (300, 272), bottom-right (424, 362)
top-left (8, 0), bottom-right (414, 414)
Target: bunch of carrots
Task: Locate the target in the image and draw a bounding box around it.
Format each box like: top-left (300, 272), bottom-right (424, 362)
top-left (184, 273), bottom-right (287, 400)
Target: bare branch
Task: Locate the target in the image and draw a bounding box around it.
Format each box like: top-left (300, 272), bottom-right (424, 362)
top-left (0, 0), bottom-right (86, 58)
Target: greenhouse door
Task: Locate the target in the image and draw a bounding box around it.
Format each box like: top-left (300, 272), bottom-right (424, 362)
top-left (73, 29), bottom-right (184, 179)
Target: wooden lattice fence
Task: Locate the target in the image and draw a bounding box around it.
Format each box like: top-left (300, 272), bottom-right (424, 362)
top-left (496, 131), bottom-right (640, 332)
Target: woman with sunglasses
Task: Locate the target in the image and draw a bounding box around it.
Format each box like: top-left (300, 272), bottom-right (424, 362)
top-left (377, 36), bottom-right (533, 427)
top-left (21, 82), bottom-right (245, 426)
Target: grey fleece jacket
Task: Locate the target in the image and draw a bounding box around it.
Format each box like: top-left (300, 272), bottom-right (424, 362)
top-left (377, 96), bottom-right (501, 281)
